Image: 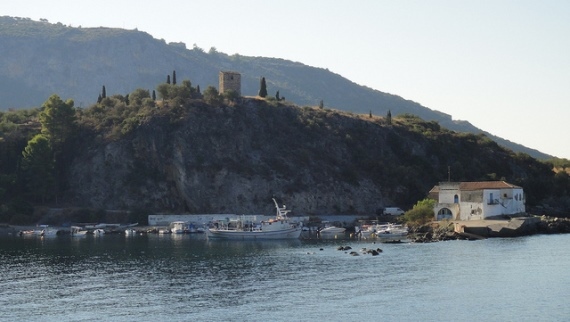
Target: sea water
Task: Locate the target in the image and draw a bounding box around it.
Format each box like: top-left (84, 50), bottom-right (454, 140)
top-left (0, 233), bottom-right (569, 321)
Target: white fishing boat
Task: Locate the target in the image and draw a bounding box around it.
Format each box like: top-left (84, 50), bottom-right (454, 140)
top-left (206, 199), bottom-right (302, 240)
top-left (93, 228), bottom-right (105, 236)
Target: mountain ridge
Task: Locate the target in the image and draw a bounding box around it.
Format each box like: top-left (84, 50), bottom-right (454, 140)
top-left (0, 16), bottom-right (551, 159)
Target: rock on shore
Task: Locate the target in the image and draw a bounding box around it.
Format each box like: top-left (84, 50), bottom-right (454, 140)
top-left (408, 215), bottom-right (570, 243)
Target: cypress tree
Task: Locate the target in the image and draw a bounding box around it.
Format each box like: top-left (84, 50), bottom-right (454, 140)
top-left (276, 90), bottom-right (280, 101)
top-left (166, 75), bottom-right (171, 84)
top-left (319, 100), bottom-right (324, 109)
top-left (102, 85), bottom-right (106, 99)
top-left (258, 77), bottom-right (267, 98)
top-left (386, 110), bottom-right (392, 125)
top-left (172, 70), bottom-right (177, 85)
top-left (152, 90), bottom-right (156, 101)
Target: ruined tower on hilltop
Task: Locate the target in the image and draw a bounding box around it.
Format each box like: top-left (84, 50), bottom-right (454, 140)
top-left (219, 71), bottom-right (241, 95)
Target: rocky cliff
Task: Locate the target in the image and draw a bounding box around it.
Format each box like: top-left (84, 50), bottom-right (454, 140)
top-left (67, 99), bottom-right (398, 215)
top-left (62, 97), bottom-right (548, 216)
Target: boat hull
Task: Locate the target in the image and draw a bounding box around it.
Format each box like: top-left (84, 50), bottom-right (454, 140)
top-left (319, 227), bottom-right (346, 234)
top-left (206, 227), bottom-right (302, 240)
top-left (375, 231), bottom-right (408, 242)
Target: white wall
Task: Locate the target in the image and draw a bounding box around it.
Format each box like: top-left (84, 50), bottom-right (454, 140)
top-left (435, 186), bottom-right (525, 221)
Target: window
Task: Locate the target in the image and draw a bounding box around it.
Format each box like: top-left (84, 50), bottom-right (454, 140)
top-left (454, 194), bottom-right (459, 203)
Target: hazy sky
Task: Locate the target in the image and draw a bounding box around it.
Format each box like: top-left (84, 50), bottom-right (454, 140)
top-left (5, 0), bottom-right (570, 159)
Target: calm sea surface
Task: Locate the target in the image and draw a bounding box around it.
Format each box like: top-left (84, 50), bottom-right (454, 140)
top-left (1, 232), bottom-right (569, 322)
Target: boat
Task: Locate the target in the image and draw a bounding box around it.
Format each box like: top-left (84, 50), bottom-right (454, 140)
top-left (318, 222), bottom-right (346, 235)
top-left (355, 224), bottom-right (376, 238)
top-left (19, 229), bottom-right (36, 236)
top-left (206, 198), bottom-right (302, 240)
top-left (125, 229), bottom-right (137, 236)
top-left (38, 225), bottom-right (59, 237)
top-left (70, 226), bottom-right (88, 236)
top-left (170, 221), bottom-right (187, 234)
top-left (375, 223), bottom-right (408, 242)
top-left (93, 228), bottom-right (105, 236)
top-left (158, 228), bottom-right (172, 234)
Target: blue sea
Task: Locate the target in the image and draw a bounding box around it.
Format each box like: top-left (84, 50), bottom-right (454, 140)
top-left (1, 232), bottom-right (569, 321)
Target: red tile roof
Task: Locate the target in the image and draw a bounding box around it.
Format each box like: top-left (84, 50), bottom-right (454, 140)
top-left (430, 181), bottom-right (522, 193)
top-left (459, 181), bottom-right (521, 190)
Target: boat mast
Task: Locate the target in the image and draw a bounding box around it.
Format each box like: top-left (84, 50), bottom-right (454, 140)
top-left (272, 198), bottom-right (290, 219)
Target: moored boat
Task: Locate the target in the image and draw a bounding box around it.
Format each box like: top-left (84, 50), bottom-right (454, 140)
top-left (355, 224), bottom-right (376, 238)
top-left (375, 223), bottom-right (408, 242)
top-left (206, 199), bottom-right (302, 240)
top-left (70, 226), bottom-right (88, 236)
top-left (39, 225), bottom-right (59, 237)
top-left (170, 221), bottom-right (187, 234)
top-left (318, 222), bottom-right (346, 235)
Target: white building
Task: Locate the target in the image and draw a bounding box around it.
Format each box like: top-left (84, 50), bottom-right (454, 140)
top-left (431, 181), bottom-right (525, 221)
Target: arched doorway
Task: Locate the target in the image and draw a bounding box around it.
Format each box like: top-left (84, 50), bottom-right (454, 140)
top-left (437, 208), bottom-right (453, 220)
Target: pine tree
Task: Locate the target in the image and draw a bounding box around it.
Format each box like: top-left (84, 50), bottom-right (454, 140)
top-left (38, 94), bottom-right (76, 203)
top-left (172, 70), bottom-right (177, 85)
top-left (20, 134), bottom-right (55, 203)
top-left (258, 77), bottom-right (267, 98)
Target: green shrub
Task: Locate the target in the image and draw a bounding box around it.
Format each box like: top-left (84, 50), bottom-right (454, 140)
top-left (403, 198), bottom-right (435, 225)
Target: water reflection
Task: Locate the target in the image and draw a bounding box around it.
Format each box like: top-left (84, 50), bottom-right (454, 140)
top-left (2, 234), bottom-right (569, 321)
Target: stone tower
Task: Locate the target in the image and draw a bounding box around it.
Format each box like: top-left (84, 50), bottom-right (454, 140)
top-left (219, 71), bottom-right (241, 95)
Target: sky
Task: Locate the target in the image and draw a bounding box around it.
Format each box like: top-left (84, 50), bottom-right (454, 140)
top-left (5, 0), bottom-right (570, 159)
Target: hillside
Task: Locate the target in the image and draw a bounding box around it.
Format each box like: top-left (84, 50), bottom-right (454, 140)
top-left (4, 87), bottom-right (567, 225)
top-left (0, 16), bottom-right (550, 160)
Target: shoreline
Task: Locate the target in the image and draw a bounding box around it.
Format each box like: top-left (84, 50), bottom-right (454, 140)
top-left (2, 215), bottom-right (569, 240)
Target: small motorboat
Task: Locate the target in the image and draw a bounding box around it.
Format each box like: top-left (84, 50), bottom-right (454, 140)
top-left (375, 224), bottom-right (408, 242)
top-left (170, 221), bottom-right (187, 234)
top-left (71, 226), bottom-right (87, 236)
top-left (318, 222), bottom-right (346, 235)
